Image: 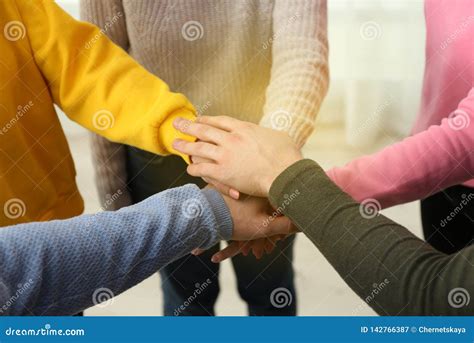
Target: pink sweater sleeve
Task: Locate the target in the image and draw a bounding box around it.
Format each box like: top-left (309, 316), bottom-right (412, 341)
top-left (327, 87), bottom-right (474, 209)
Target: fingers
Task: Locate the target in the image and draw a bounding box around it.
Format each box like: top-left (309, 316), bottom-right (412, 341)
top-left (191, 248), bottom-right (206, 256)
top-left (211, 242), bottom-right (241, 263)
top-left (203, 177), bottom-right (240, 200)
top-left (192, 156), bottom-right (212, 164)
top-left (173, 139), bottom-right (221, 161)
top-left (251, 239), bottom-right (266, 259)
top-left (173, 118), bottom-right (227, 144)
top-left (197, 115), bottom-right (239, 131)
top-left (187, 162), bottom-right (221, 180)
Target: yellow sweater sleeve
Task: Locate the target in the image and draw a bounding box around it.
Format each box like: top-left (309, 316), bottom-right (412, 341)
top-left (15, 0), bottom-right (195, 162)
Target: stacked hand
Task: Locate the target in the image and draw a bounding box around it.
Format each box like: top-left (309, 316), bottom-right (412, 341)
top-left (174, 116), bottom-right (303, 262)
top-left (173, 116), bottom-right (303, 197)
top-left (205, 187), bottom-right (296, 262)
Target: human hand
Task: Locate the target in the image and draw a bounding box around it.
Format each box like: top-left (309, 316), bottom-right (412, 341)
top-left (215, 190), bottom-right (295, 241)
top-left (192, 155), bottom-right (240, 199)
top-left (213, 236), bottom-right (288, 263)
top-left (191, 236), bottom-right (287, 262)
top-left (173, 116), bottom-right (303, 197)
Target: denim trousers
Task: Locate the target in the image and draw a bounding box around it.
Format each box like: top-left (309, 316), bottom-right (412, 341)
top-left (125, 147), bottom-right (297, 316)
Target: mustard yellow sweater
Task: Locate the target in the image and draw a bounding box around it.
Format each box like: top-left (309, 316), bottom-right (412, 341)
top-left (0, 0), bottom-right (195, 225)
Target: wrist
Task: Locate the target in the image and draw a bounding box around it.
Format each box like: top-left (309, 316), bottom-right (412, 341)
top-left (201, 189), bottom-right (233, 241)
top-left (262, 153), bottom-right (303, 196)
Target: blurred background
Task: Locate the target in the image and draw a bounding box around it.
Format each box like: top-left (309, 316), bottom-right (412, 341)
top-left (57, 0), bottom-right (425, 316)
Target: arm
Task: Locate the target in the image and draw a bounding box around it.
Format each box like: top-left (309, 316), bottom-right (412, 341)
top-left (169, 117), bottom-right (473, 315)
top-left (0, 185), bottom-right (232, 316)
top-left (260, 0), bottom-right (329, 147)
top-left (80, 0), bottom-right (131, 209)
top-left (327, 88), bottom-right (474, 208)
top-left (15, 0), bottom-right (194, 162)
top-left (269, 160), bottom-right (474, 315)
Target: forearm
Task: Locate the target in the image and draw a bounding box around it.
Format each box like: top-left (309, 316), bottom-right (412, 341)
top-left (0, 185), bottom-right (232, 315)
top-left (327, 87), bottom-right (474, 208)
top-left (269, 159), bottom-right (474, 315)
top-left (260, 0), bottom-right (329, 147)
top-left (17, 0), bottom-right (195, 162)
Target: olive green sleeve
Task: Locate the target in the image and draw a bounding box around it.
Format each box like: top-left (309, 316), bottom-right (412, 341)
top-left (269, 159), bottom-right (474, 315)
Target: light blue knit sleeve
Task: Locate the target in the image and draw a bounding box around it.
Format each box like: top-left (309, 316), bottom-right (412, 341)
top-left (0, 185), bottom-right (232, 316)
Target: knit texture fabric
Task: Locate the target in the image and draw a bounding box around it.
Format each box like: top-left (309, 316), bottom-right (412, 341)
top-left (80, 0), bottom-right (329, 210)
top-left (270, 159), bottom-right (474, 315)
top-left (0, 185), bottom-right (232, 315)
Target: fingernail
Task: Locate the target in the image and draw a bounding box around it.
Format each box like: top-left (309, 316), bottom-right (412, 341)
top-left (211, 256), bottom-right (219, 263)
top-left (229, 189), bottom-right (240, 200)
top-left (172, 139), bottom-right (183, 149)
top-left (173, 117), bottom-right (183, 129)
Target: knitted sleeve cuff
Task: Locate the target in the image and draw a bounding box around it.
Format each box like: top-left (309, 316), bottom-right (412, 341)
top-left (201, 189), bottom-right (233, 241)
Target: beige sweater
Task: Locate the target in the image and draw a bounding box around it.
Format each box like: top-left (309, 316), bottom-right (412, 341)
top-left (80, 0), bottom-right (329, 209)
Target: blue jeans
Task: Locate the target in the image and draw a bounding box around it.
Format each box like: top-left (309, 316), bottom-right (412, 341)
top-left (125, 147), bottom-right (297, 316)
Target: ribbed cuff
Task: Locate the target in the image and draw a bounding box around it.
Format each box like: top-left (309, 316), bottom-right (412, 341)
top-left (201, 189), bottom-right (233, 241)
